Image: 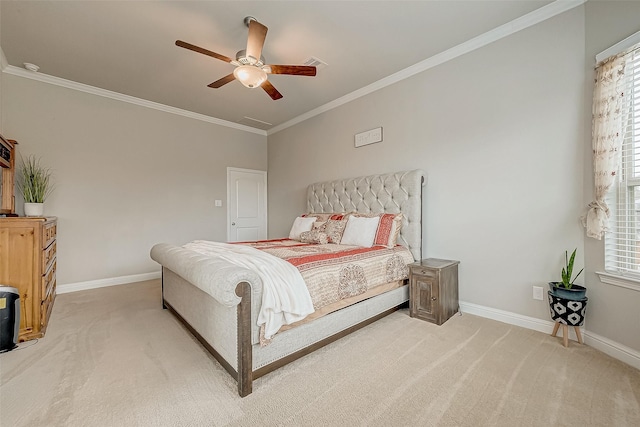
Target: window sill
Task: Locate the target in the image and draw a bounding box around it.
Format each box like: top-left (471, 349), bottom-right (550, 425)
top-left (596, 271), bottom-right (640, 292)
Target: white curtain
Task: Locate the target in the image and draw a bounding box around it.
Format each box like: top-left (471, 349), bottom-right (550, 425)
top-left (582, 54), bottom-right (627, 240)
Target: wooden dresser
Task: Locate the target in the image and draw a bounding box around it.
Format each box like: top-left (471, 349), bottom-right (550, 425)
top-left (0, 217), bottom-right (57, 341)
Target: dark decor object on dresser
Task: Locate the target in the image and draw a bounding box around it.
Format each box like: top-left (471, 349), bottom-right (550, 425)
top-left (0, 134), bottom-right (18, 216)
top-left (409, 258), bottom-right (460, 325)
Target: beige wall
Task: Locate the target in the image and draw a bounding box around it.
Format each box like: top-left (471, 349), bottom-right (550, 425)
top-left (2, 2), bottom-right (637, 354)
top-left (583, 1), bottom-right (640, 351)
top-left (2, 74), bottom-right (267, 285)
top-left (269, 8), bottom-right (586, 335)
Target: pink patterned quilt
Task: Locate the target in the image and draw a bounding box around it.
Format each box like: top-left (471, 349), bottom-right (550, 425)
top-left (235, 239), bottom-right (414, 311)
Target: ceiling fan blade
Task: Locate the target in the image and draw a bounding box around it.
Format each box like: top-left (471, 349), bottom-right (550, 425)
top-left (246, 20), bottom-right (268, 63)
top-left (266, 65), bottom-right (317, 76)
top-left (175, 40), bottom-right (232, 63)
top-left (262, 80), bottom-right (283, 100)
top-left (208, 73), bottom-right (236, 88)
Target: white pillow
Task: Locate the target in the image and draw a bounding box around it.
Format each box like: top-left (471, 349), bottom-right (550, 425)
top-left (289, 216), bottom-right (317, 240)
top-left (340, 215), bottom-right (381, 247)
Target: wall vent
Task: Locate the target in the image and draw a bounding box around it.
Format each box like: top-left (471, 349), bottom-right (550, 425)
top-left (303, 56), bottom-right (328, 70)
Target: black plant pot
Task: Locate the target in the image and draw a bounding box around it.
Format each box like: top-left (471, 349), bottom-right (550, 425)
top-left (548, 291), bottom-right (588, 327)
top-left (548, 282), bottom-right (587, 300)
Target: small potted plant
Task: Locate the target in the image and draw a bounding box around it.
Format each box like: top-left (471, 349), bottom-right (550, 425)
top-left (548, 249), bottom-right (588, 345)
top-left (549, 248), bottom-right (586, 299)
top-left (17, 155), bottom-right (53, 217)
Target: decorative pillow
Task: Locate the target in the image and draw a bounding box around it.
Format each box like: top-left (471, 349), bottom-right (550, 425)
top-left (322, 219), bottom-right (348, 244)
top-left (289, 216), bottom-right (317, 240)
top-left (302, 212), bottom-right (348, 222)
top-left (340, 215), bottom-right (381, 247)
top-left (299, 229), bottom-right (330, 244)
top-left (347, 212), bottom-right (404, 248)
top-left (374, 213), bottom-right (403, 248)
top-left (313, 221), bottom-right (327, 230)
top-left (302, 213), bottom-right (331, 222)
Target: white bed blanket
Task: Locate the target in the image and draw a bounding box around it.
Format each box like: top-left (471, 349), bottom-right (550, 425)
top-left (183, 240), bottom-right (315, 339)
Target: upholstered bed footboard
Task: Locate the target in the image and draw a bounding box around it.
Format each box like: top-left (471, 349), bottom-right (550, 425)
top-left (151, 243), bottom-right (263, 345)
top-left (156, 262), bottom-right (408, 397)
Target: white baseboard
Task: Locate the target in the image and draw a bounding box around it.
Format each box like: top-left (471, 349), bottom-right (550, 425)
top-left (583, 330), bottom-right (640, 371)
top-left (57, 271), bottom-right (161, 294)
top-left (459, 301), bottom-right (640, 371)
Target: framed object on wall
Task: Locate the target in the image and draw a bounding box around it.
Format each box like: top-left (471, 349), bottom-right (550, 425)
top-left (0, 133), bottom-right (17, 215)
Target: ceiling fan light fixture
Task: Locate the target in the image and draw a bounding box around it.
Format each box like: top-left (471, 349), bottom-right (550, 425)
top-left (234, 65), bottom-right (267, 88)
top-left (176, 16), bottom-right (314, 100)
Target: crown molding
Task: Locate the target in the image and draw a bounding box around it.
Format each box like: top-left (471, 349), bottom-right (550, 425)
top-left (267, 0), bottom-right (586, 135)
top-left (596, 29), bottom-right (640, 63)
top-left (1, 0), bottom-right (584, 137)
top-left (2, 65), bottom-right (267, 136)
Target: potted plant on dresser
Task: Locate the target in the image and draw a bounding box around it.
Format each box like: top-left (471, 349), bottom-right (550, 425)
top-left (548, 249), bottom-right (588, 347)
top-left (17, 155), bottom-right (53, 217)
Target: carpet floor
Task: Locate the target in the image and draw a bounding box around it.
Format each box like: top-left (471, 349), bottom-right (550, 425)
top-left (1, 279), bottom-right (639, 426)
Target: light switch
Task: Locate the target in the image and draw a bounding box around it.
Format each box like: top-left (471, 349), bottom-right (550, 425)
top-left (215, 200), bottom-right (223, 207)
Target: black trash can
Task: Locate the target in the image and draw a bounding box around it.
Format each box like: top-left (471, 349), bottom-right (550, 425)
top-left (0, 286), bottom-right (20, 352)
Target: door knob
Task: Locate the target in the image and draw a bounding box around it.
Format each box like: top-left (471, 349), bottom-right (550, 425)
top-left (232, 222), bottom-right (236, 226)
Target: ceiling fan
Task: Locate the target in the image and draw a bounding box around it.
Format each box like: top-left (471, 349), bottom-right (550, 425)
top-left (176, 16), bottom-right (316, 100)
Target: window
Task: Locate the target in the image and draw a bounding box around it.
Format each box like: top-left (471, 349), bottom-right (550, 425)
top-left (605, 47), bottom-right (640, 277)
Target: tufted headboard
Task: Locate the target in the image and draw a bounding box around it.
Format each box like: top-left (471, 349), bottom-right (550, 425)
top-left (306, 169), bottom-right (425, 261)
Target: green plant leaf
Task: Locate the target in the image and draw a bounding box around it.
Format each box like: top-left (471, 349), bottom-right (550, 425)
top-left (567, 249), bottom-right (576, 278)
top-left (572, 267), bottom-right (584, 284)
top-left (16, 155), bottom-right (54, 203)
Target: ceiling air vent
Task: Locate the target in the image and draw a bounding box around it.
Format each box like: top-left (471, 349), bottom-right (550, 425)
top-left (303, 56), bottom-right (328, 70)
top-left (238, 116), bottom-right (273, 130)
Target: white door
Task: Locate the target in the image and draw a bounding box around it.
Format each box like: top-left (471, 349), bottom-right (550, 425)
top-left (227, 168), bottom-right (267, 242)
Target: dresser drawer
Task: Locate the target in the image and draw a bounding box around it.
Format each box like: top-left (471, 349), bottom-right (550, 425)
top-left (411, 268), bottom-right (437, 279)
top-left (42, 240), bottom-right (57, 273)
top-left (40, 283), bottom-right (56, 328)
top-left (43, 221), bottom-right (57, 249)
top-left (42, 260), bottom-right (57, 299)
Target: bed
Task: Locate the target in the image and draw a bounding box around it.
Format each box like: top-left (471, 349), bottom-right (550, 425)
top-left (150, 169), bottom-right (425, 396)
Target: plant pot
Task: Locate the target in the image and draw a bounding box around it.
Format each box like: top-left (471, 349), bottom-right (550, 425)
top-left (548, 282), bottom-right (587, 300)
top-left (548, 291), bottom-right (588, 326)
top-left (24, 203), bottom-right (44, 217)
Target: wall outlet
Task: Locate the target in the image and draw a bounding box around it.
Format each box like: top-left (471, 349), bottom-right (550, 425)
top-left (214, 200), bottom-right (223, 207)
top-left (533, 286), bottom-right (544, 300)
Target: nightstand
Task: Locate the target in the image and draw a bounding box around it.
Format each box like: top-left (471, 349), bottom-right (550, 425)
top-left (409, 258), bottom-right (460, 325)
